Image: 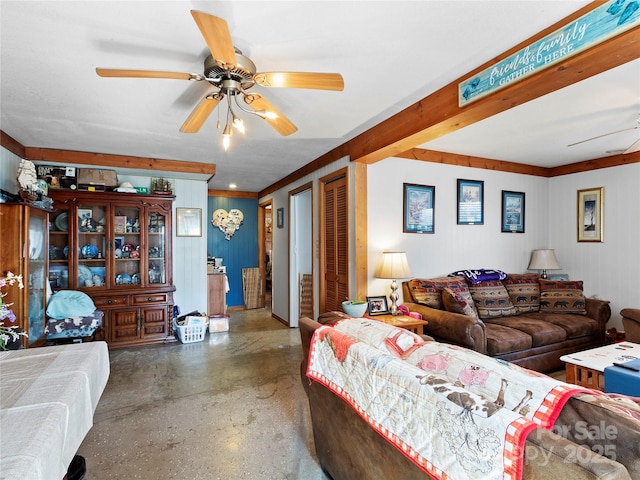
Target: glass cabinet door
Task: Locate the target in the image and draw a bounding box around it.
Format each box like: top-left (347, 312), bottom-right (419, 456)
top-left (77, 204), bottom-right (107, 289)
top-left (27, 209), bottom-right (47, 345)
top-left (147, 210), bottom-right (167, 285)
top-left (113, 205), bottom-right (141, 287)
top-left (49, 207), bottom-right (70, 291)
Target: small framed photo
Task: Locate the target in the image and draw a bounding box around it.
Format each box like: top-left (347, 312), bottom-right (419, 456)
top-left (176, 208), bottom-right (202, 237)
top-left (114, 215), bottom-right (127, 234)
top-left (577, 187), bottom-right (603, 242)
top-left (457, 179), bottom-right (484, 225)
top-left (276, 208), bottom-right (284, 229)
top-left (366, 296), bottom-right (389, 316)
top-left (78, 208), bottom-right (92, 221)
top-left (403, 183), bottom-right (435, 233)
top-left (501, 190), bottom-right (525, 233)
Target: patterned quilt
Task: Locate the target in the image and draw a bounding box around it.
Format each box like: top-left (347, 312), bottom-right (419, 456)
top-left (306, 318), bottom-right (592, 480)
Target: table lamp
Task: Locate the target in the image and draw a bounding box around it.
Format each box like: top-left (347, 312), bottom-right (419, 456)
top-left (527, 249), bottom-right (561, 279)
top-left (376, 251), bottom-right (412, 316)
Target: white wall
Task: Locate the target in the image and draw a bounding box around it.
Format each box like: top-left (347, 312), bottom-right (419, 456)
top-left (1, 149), bottom-right (21, 192)
top-left (367, 157), bottom-right (550, 297)
top-left (548, 163), bottom-right (640, 329)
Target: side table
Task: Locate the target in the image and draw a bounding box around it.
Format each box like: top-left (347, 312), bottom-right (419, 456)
top-left (370, 314), bottom-right (428, 335)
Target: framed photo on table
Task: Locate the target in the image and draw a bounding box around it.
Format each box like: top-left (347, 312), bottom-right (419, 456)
top-left (457, 179), bottom-right (484, 225)
top-left (577, 187), bottom-right (603, 242)
top-left (403, 183), bottom-right (435, 233)
top-left (366, 296), bottom-right (389, 316)
top-left (501, 190), bottom-right (525, 233)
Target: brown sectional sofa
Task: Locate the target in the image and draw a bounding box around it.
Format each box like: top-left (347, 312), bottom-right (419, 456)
top-left (401, 274), bottom-right (610, 372)
top-left (299, 315), bottom-right (638, 480)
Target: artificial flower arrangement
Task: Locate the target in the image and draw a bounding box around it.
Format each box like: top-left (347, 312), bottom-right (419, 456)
top-left (0, 272), bottom-right (27, 350)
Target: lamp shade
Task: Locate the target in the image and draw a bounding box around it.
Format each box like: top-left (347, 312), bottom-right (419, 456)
top-left (527, 249), bottom-right (561, 270)
top-left (376, 251), bottom-right (412, 279)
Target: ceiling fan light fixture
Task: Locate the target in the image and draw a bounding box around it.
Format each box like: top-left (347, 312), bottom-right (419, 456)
top-left (222, 124), bottom-right (232, 150)
top-left (232, 114), bottom-right (245, 134)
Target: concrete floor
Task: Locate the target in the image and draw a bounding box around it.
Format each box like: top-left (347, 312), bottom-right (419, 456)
top-left (77, 307), bottom-right (330, 480)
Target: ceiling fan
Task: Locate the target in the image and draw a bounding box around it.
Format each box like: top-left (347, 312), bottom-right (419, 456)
top-left (96, 10), bottom-right (344, 148)
top-left (567, 116), bottom-right (640, 154)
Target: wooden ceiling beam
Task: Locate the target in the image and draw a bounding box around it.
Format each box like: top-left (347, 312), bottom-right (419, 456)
top-left (348, 4), bottom-right (640, 165)
top-left (397, 149), bottom-right (552, 177)
top-left (0, 131), bottom-right (25, 158)
top-left (23, 147), bottom-right (216, 177)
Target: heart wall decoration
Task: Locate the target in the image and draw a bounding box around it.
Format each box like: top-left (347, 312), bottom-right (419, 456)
top-left (212, 208), bottom-right (244, 240)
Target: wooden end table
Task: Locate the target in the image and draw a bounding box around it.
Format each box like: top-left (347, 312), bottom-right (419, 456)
top-left (370, 314), bottom-right (428, 335)
top-left (560, 342), bottom-right (639, 391)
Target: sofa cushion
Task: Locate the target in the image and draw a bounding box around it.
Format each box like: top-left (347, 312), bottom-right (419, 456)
top-left (518, 311), bottom-right (598, 339)
top-left (503, 274), bottom-right (540, 313)
top-left (486, 317), bottom-right (567, 347)
top-left (485, 323), bottom-right (532, 355)
top-left (468, 280), bottom-right (517, 319)
top-left (407, 276), bottom-right (472, 310)
top-left (442, 287), bottom-right (478, 318)
top-left (539, 280), bottom-right (587, 315)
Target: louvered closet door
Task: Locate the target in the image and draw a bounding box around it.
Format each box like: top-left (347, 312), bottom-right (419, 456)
top-left (321, 175), bottom-right (348, 313)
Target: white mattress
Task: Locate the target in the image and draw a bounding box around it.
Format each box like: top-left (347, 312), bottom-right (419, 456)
top-left (0, 341), bottom-right (110, 479)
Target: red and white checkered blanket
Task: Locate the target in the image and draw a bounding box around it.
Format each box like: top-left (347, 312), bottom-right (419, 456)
top-left (306, 318), bottom-right (591, 480)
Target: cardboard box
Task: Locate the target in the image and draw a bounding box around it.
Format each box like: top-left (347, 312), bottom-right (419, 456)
top-left (36, 165), bottom-right (77, 189)
top-left (77, 168), bottom-right (118, 189)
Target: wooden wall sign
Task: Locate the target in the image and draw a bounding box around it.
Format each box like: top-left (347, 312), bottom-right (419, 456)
top-left (459, 1), bottom-right (640, 106)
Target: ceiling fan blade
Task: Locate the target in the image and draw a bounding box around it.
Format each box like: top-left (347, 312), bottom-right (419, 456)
top-left (567, 125), bottom-right (639, 147)
top-left (243, 94), bottom-right (298, 136)
top-left (96, 68), bottom-right (195, 80)
top-left (190, 11), bottom-right (237, 67)
top-left (625, 138), bottom-right (640, 154)
top-left (254, 72), bottom-right (344, 91)
top-left (180, 93), bottom-right (222, 133)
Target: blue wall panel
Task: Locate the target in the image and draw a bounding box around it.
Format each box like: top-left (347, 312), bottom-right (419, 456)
top-left (207, 197), bottom-right (258, 306)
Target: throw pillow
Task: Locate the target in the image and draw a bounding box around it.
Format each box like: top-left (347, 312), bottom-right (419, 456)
top-left (442, 287), bottom-right (478, 318)
top-left (46, 290), bottom-right (96, 320)
top-left (468, 280), bottom-right (517, 319)
top-left (503, 273), bottom-right (540, 313)
top-left (539, 279), bottom-right (587, 315)
top-left (408, 276), bottom-right (473, 310)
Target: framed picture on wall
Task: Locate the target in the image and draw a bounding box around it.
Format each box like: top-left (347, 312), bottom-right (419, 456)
top-left (457, 179), bottom-right (484, 225)
top-left (277, 208), bottom-right (284, 229)
top-left (403, 183), bottom-right (435, 233)
top-left (501, 190), bottom-right (525, 233)
top-left (176, 208), bottom-right (202, 237)
top-left (577, 187), bottom-right (603, 242)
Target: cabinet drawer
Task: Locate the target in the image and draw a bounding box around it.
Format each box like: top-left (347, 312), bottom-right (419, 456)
top-left (133, 293), bottom-right (169, 305)
top-left (93, 296), bottom-right (129, 308)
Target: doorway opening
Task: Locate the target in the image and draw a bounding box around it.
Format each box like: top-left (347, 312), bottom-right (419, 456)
top-left (289, 183), bottom-right (313, 327)
top-left (259, 200), bottom-right (272, 313)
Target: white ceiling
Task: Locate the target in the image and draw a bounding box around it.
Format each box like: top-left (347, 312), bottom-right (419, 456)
top-left (1, 1), bottom-right (638, 192)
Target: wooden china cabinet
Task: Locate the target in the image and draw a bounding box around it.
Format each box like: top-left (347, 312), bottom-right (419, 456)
top-left (0, 203), bottom-right (49, 348)
top-left (48, 189), bottom-right (176, 347)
